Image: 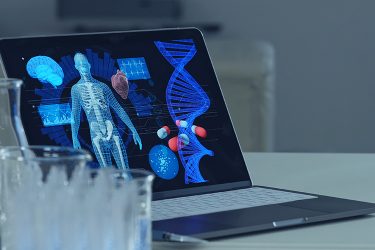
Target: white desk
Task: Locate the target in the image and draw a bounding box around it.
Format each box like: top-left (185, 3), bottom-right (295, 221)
top-left (154, 153), bottom-right (375, 250)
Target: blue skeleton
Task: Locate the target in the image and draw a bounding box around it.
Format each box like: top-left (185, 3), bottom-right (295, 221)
top-left (71, 53), bottom-right (142, 169)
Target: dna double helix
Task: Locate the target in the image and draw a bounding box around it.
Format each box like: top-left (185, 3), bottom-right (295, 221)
top-left (155, 39), bottom-right (213, 184)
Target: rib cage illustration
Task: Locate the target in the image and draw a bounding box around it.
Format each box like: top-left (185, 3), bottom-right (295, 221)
top-left (155, 39), bottom-right (214, 184)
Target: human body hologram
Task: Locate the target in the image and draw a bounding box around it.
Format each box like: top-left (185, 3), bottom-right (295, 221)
top-left (71, 53), bottom-right (142, 169)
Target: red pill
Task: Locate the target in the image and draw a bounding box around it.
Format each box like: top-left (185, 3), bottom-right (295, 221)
top-left (163, 126), bottom-right (170, 135)
top-left (168, 136), bottom-right (186, 152)
top-left (191, 125), bottom-right (207, 138)
top-left (168, 136), bottom-right (178, 152)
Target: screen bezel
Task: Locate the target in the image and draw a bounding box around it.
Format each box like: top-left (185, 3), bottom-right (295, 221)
top-left (0, 28), bottom-right (253, 199)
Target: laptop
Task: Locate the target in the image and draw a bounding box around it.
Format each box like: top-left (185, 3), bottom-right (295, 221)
top-left (1, 28), bottom-right (374, 239)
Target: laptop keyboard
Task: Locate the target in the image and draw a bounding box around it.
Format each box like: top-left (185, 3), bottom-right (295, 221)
top-left (152, 187), bottom-right (317, 221)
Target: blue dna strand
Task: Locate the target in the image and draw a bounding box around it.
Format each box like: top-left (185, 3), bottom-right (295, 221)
top-left (155, 39), bottom-right (213, 184)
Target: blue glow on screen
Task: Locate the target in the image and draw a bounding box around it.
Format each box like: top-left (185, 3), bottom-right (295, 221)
top-left (38, 103), bottom-right (72, 127)
top-left (26, 56), bottom-right (64, 88)
top-left (149, 144), bottom-right (179, 180)
top-left (154, 39), bottom-right (213, 184)
top-left (117, 57), bottom-right (151, 80)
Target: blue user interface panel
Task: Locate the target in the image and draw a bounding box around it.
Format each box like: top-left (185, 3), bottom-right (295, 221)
top-left (0, 29), bottom-right (250, 192)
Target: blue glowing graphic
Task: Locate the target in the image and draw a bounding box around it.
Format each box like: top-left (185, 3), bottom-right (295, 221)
top-left (155, 39), bottom-right (214, 184)
top-left (31, 50), bottom-right (154, 168)
top-left (149, 145), bottom-right (179, 180)
top-left (58, 49), bottom-right (118, 85)
top-left (34, 50), bottom-right (120, 149)
top-left (71, 53), bottom-right (142, 169)
top-left (26, 56), bottom-right (64, 88)
top-left (38, 103), bottom-right (72, 127)
top-left (127, 82), bottom-right (153, 117)
top-left (117, 57), bottom-right (151, 80)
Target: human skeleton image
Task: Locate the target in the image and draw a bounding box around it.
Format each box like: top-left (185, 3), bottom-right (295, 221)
top-left (71, 53), bottom-right (142, 169)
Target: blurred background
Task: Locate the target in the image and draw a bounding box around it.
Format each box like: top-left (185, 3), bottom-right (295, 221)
top-left (1, 0), bottom-right (375, 153)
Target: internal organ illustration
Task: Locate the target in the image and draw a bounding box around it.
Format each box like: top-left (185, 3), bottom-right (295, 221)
top-left (111, 70), bottom-right (129, 99)
top-left (149, 144), bottom-right (179, 180)
top-left (155, 39), bottom-right (213, 184)
top-left (38, 103), bottom-right (72, 127)
top-left (157, 126), bottom-right (170, 139)
top-left (71, 53), bottom-right (142, 169)
top-left (117, 57), bottom-right (151, 80)
top-left (26, 56), bottom-right (64, 88)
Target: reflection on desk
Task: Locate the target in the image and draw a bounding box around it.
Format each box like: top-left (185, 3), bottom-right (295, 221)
top-left (153, 153), bottom-right (375, 250)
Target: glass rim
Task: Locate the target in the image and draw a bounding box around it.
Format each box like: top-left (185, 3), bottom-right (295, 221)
top-left (93, 167), bottom-right (155, 182)
top-left (0, 78), bottom-right (23, 88)
top-left (0, 145), bottom-right (92, 162)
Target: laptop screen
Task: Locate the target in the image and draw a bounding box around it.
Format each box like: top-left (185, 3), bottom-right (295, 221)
top-left (0, 28), bottom-right (251, 194)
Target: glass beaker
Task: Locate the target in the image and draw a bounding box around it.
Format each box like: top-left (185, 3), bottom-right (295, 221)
top-left (106, 168), bottom-right (155, 250)
top-left (0, 146), bottom-right (92, 250)
top-left (0, 146), bottom-right (154, 250)
top-left (0, 78), bottom-right (28, 147)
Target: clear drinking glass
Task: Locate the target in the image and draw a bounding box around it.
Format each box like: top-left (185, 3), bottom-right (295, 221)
top-left (106, 168), bottom-right (155, 250)
top-left (0, 146), bottom-right (154, 250)
top-left (67, 167), bottom-right (141, 250)
top-left (0, 78), bottom-right (28, 147)
top-left (0, 146), bottom-right (92, 250)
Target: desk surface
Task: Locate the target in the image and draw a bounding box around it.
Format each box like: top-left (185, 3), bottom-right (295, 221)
top-left (154, 153), bottom-right (375, 250)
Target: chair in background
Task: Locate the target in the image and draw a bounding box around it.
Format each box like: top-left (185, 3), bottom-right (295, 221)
top-left (206, 39), bottom-right (275, 152)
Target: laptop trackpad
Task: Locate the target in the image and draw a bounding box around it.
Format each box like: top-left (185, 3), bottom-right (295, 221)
top-left (153, 204), bottom-right (324, 237)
